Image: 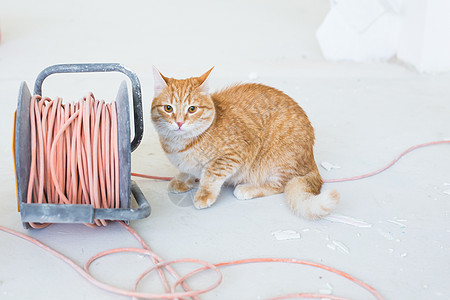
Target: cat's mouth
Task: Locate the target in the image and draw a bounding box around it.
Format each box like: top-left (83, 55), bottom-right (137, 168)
top-left (173, 127), bottom-right (186, 133)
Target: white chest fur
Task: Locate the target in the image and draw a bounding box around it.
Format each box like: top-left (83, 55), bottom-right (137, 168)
top-left (166, 149), bottom-right (205, 178)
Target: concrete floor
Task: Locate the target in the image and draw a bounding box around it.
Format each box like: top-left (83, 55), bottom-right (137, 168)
top-left (1, 1), bottom-right (449, 299)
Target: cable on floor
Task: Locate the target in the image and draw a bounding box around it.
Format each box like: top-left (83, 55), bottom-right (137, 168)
top-left (8, 93), bottom-right (449, 299)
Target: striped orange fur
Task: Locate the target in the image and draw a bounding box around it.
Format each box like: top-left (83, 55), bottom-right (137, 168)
top-left (151, 67), bottom-right (339, 219)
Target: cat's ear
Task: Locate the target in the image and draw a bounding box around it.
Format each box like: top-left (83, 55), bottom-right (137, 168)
top-left (153, 66), bottom-right (169, 97)
top-left (198, 66), bottom-right (214, 94)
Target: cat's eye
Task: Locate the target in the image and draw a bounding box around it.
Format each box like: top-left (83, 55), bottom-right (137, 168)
top-left (188, 106), bottom-right (197, 113)
top-left (164, 105), bottom-right (173, 113)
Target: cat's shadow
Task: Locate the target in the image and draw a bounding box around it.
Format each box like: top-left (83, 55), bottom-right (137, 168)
top-left (167, 186), bottom-right (236, 208)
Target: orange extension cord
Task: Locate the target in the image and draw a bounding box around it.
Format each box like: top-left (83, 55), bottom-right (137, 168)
top-left (27, 93), bottom-right (119, 228)
top-left (5, 94), bottom-right (449, 299)
top-left (0, 221), bottom-right (385, 299)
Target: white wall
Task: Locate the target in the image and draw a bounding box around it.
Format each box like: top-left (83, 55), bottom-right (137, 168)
top-left (397, 0), bottom-right (450, 73)
top-left (317, 0), bottom-right (450, 73)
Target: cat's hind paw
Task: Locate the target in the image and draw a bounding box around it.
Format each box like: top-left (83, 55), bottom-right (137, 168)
top-left (233, 184), bottom-right (257, 200)
top-left (234, 183), bottom-right (282, 200)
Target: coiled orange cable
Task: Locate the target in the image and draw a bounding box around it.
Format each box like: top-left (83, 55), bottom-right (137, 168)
top-left (27, 93), bottom-right (119, 228)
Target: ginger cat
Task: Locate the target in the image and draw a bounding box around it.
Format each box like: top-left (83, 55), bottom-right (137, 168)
top-left (151, 67), bottom-right (339, 219)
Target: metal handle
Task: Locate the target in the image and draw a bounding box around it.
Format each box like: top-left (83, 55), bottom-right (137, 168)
top-left (33, 63), bottom-right (143, 152)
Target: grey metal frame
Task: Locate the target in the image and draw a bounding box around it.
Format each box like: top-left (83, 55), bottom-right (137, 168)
top-left (15, 63), bottom-right (150, 229)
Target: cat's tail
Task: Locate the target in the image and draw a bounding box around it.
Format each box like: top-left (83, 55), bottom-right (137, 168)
top-left (284, 172), bottom-right (340, 220)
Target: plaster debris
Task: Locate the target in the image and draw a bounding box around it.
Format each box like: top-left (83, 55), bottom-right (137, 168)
top-left (321, 161), bottom-right (341, 171)
top-left (443, 183), bottom-right (450, 186)
top-left (248, 72), bottom-right (259, 80)
top-left (324, 213), bottom-right (372, 228)
top-left (387, 220), bottom-right (407, 228)
top-left (271, 230), bottom-right (301, 241)
top-left (395, 218), bottom-right (407, 222)
top-left (400, 253), bottom-right (408, 258)
top-left (320, 282), bottom-right (334, 296)
top-left (302, 228), bottom-right (310, 232)
top-left (319, 288), bottom-right (332, 295)
top-left (377, 229), bottom-right (394, 240)
top-left (443, 189), bottom-right (450, 195)
top-left (332, 240), bottom-right (350, 254)
top-left (327, 243), bottom-right (336, 251)
top-left (387, 248), bottom-right (394, 254)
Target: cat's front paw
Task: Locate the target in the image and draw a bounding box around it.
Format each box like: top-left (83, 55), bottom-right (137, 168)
top-left (168, 178), bottom-right (192, 193)
top-left (193, 188), bottom-right (217, 209)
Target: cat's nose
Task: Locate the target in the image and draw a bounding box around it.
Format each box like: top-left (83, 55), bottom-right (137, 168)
top-left (176, 122), bottom-right (184, 129)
